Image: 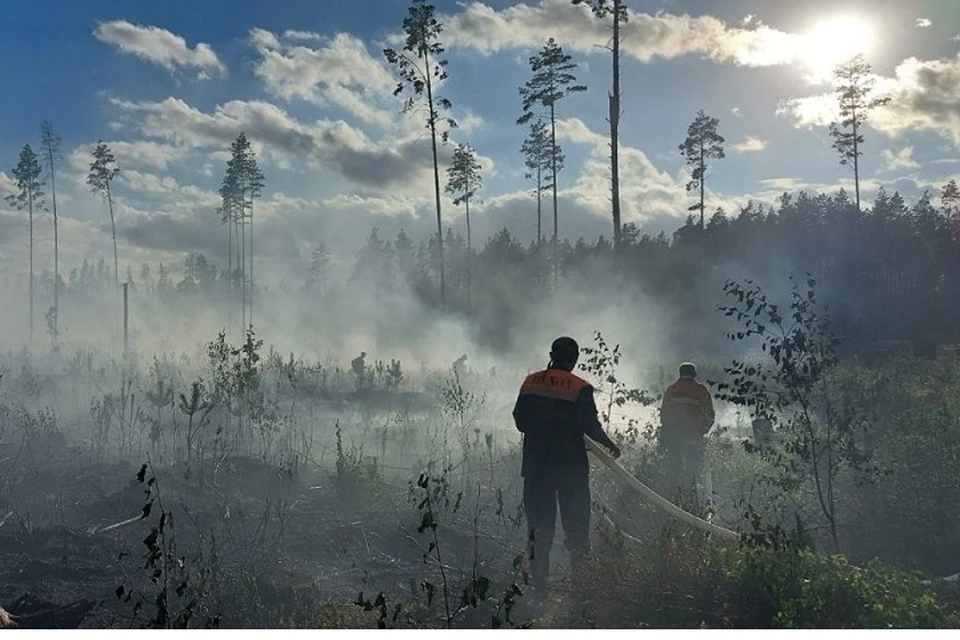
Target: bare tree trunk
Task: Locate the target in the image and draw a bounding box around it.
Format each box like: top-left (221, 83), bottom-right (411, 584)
top-left (465, 194), bottom-right (471, 311)
top-left (699, 143), bottom-right (706, 311)
top-left (227, 211), bottom-right (232, 334)
top-left (536, 162), bottom-right (542, 252)
top-left (852, 110), bottom-right (861, 217)
top-left (123, 281), bottom-right (129, 353)
top-left (550, 103), bottom-right (559, 246)
top-left (48, 156), bottom-right (59, 338)
top-left (28, 192), bottom-right (34, 343)
top-left (249, 198), bottom-right (254, 328)
top-left (240, 199), bottom-right (246, 331)
top-left (699, 143), bottom-right (705, 230)
top-left (610, 0), bottom-right (622, 253)
top-left (424, 48), bottom-right (446, 310)
top-left (234, 215), bottom-right (241, 336)
top-left (535, 161), bottom-right (543, 289)
top-left (550, 102), bottom-right (559, 290)
top-left (106, 181), bottom-right (119, 289)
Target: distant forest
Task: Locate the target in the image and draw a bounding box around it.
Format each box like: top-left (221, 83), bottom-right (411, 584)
top-left (8, 181), bottom-right (960, 357)
top-left (5, 3), bottom-right (949, 362)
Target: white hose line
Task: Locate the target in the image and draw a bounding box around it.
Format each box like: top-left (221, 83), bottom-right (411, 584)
top-left (585, 437), bottom-right (960, 585)
top-left (584, 436), bottom-right (739, 542)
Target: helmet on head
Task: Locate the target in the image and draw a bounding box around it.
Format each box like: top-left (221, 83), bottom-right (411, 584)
top-left (550, 336), bottom-right (580, 363)
top-left (679, 362), bottom-right (697, 379)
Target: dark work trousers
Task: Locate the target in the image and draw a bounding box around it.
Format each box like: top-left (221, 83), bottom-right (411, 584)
top-left (660, 440), bottom-right (705, 501)
top-left (523, 468), bottom-right (591, 589)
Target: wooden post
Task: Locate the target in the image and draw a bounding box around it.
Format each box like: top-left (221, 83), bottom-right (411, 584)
top-left (123, 282), bottom-right (129, 353)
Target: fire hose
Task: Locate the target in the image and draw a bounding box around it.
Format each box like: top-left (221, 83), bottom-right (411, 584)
top-left (585, 436), bottom-right (960, 584)
top-left (584, 436), bottom-right (739, 542)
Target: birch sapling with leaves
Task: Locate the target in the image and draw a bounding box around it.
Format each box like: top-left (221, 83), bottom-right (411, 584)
top-left (384, 0), bottom-right (457, 309)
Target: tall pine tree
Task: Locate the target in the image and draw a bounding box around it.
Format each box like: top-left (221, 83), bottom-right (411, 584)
top-left (521, 118), bottom-right (563, 252)
top-left (219, 132), bottom-right (264, 334)
top-left (87, 141), bottom-right (121, 288)
top-left (384, 0), bottom-right (457, 309)
top-left (573, 0), bottom-right (629, 251)
top-left (829, 55), bottom-right (890, 215)
top-left (518, 38), bottom-right (586, 286)
top-left (445, 143), bottom-right (483, 309)
top-left (40, 121), bottom-right (62, 337)
top-left (6, 144), bottom-right (45, 342)
top-left (679, 110), bottom-right (725, 231)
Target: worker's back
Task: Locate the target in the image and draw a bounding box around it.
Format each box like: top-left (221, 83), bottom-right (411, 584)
top-left (512, 367), bottom-right (593, 476)
top-left (660, 377), bottom-right (714, 447)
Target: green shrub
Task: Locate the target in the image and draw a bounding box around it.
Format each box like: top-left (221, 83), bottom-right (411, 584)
top-left (575, 525), bottom-right (958, 629)
top-left (709, 544), bottom-right (955, 628)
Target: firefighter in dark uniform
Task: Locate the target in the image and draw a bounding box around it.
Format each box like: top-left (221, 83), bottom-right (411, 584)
top-left (512, 336), bottom-right (621, 593)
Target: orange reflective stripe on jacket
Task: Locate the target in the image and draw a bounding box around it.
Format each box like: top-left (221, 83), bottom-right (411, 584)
top-left (519, 369), bottom-right (589, 403)
top-left (661, 378), bottom-right (715, 428)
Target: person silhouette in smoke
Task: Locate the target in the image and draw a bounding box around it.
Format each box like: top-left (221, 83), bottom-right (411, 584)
top-left (659, 362), bottom-right (715, 501)
top-left (351, 351), bottom-right (367, 392)
top-left (512, 336), bottom-right (621, 596)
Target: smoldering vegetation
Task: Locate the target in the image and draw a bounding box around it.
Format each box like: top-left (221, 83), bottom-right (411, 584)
top-left (4, 0), bottom-right (960, 628)
top-left (4, 183), bottom-right (960, 629)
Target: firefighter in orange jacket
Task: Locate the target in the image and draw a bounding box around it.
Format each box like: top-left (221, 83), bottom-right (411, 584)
top-left (512, 336), bottom-right (621, 593)
top-left (659, 362), bottom-right (715, 497)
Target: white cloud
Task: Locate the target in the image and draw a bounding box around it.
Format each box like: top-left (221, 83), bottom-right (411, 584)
top-left (283, 30), bottom-right (324, 42)
top-left (916, 18), bottom-right (933, 28)
top-left (882, 146), bottom-right (921, 171)
top-left (93, 20), bottom-right (227, 79)
top-left (757, 177), bottom-right (809, 191)
top-left (107, 96), bottom-right (486, 195)
top-left (249, 29), bottom-right (396, 127)
top-left (731, 136), bottom-right (767, 153)
top-left (871, 55), bottom-right (960, 144)
top-left (440, 0), bottom-right (805, 68)
top-left (457, 109), bottom-right (485, 135)
top-left (117, 169), bottom-right (218, 207)
top-left (731, 106), bottom-right (742, 117)
top-left (555, 117), bottom-right (606, 146)
top-left (0, 171), bottom-right (16, 198)
top-left (776, 93), bottom-right (837, 128)
top-left (778, 53), bottom-right (960, 146)
top-left (554, 117), bottom-right (690, 222)
top-left (68, 140), bottom-right (185, 171)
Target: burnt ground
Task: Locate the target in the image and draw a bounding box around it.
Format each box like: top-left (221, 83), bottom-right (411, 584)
top-left (0, 432), bottom-right (560, 629)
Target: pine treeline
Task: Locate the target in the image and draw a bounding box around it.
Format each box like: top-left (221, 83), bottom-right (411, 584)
top-left (30, 183), bottom-right (960, 357)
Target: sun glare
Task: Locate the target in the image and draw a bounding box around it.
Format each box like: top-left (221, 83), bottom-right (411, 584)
top-left (801, 16), bottom-right (875, 83)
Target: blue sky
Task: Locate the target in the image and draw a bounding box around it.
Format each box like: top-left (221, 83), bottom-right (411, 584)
top-left (1, 0), bottom-right (959, 285)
